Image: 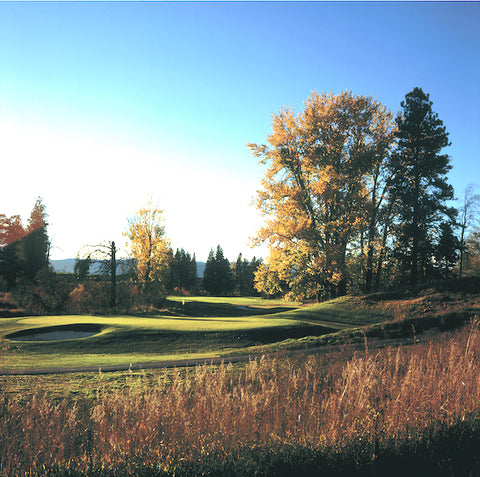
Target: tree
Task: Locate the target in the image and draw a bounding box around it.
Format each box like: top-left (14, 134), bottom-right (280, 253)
top-left (435, 221), bottom-right (460, 278)
top-left (463, 229), bottom-right (480, 277)
top-left (253, 261), bottom-right (287, 298)
top-left (74, 254), bottom-right (92, 281)
top-left (458, 184), bottom-right (480, 278)
top-left (171, 248), bottom-right (197, 293)
top-left (203, 245), bottom-right (233, 296)
top-left (0, 214), bottom-right (26, 289)
top-left (389, 87), bottom-right (455, 285)
top-left (22, 198), bottom-right (50, 281)
top-left (15, 268), bottom-right (71, 314)
top-left (362, 111), bottom-right (397, 292)
top-left (78, 241), bottom-right (121, 309)
top-left (233, 254), bottom-right (262, 296)
top-left (125, 200), bottom-right (172, 299)
top-left (249, 90), bottom-right (395, 300)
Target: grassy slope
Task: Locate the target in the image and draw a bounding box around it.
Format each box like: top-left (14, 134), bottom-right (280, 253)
top-left (2, 283), bottom-right (480, 476)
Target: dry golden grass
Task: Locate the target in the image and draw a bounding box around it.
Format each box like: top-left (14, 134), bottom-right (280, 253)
top-left (2, 322), bottom-right (480, 475)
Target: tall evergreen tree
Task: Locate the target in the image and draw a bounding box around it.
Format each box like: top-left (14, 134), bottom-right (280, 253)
top-left (171, 248), bottom-right (197, 293)
top-left (389, 87), bottom-right (455, 285)
top-left (435, 222), bottom-right (460, 279)
top-left (23, 198), bottom-right (50, 281)
top-left (203, 245), bottom-right (233, 296)
top-left (234, 254), bottom-right (263, 296)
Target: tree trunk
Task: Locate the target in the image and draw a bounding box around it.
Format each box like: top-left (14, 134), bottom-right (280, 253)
top-left (110, 241), bottom-right (116, 310)
top-left (374, 207), bottom-right (392, 292)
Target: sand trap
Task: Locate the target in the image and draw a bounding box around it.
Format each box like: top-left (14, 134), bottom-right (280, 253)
top-left (7, 324), bottom-right (102, 342)
top-left (10, 330), bottom-right (98, 341)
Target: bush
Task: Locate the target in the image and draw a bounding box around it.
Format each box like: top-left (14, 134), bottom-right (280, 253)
top-left (14, 269), bottom-right (72, 314)
top-left (69, 281), bottom-right (110, 314)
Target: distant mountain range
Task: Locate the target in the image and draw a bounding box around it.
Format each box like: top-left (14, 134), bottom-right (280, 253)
top-left (50, 259), bottom-right (206, 278)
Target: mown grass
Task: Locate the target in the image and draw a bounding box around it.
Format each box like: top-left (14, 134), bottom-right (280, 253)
top-left (2, 323), bottom-right (480, 476)
top-left (0, 296), bottom-right (377, 370)
top-left (2, 292), bottom-right (475, 370)
top-left (0, 297), bottom-right (312, 369)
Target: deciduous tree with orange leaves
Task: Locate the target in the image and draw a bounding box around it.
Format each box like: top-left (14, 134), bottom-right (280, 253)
top-left (249, 91), bottom-right (395, 300)
top-left (125, 200), bottom-right (172, 299)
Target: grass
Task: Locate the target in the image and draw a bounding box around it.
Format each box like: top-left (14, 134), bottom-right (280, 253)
top-left (3, 292), bottom-right (476, 370)
top-left (2, 323), bottom-right (480, 476)
top-left (2, 286), bottom-right (480, 475)
top-left (0, 297), bottom-right (320, 370)
top-left (272, 295), bottom-right (394, 327)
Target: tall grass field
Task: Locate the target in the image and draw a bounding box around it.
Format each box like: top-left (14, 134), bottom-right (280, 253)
top-left (1, 289), bottom-right (480, 475)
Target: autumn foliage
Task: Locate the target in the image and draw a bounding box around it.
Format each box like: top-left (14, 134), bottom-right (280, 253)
top-left (125, 200), bottom-right (173, 300)
top-left (249, 91), bottom-right (395, 300)
top-left (250, 88), bottom-right (458, 300)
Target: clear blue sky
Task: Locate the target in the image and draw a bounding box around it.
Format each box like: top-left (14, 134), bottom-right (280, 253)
top-left (1, 1), bottom-right (479, 261)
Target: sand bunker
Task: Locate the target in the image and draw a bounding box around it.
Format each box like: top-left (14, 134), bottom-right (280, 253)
top-left (7, 324), bottom-right (102, 342)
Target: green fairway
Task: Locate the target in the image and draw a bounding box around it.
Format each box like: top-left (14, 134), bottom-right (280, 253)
top-left (0, 295), bottom-right (393, 370)
top-left (0, 297), bottom-right (305, 369)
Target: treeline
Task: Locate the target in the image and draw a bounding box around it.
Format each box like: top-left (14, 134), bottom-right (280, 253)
top-left (0, 199), bottom-right (262, 313)
top-left (202, 245), bottom-right (262, 296)
top-left (250, 87), bottom-right (480, 300)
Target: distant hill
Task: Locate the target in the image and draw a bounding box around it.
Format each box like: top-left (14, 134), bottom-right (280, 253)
top-left (50, 259), bottom-right (105, 275)
top-left (51, 259), bottom-right (207, 278)
top-left (50, 259), bottom-right (76, 274)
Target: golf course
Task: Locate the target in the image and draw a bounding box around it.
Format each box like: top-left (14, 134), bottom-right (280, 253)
top-left (0, 295), bottom-right (395, 372)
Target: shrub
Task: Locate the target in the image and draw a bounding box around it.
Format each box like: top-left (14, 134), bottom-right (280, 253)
top-left (14, 269), bottom-right (71, 314)
top-left (69, 281), bottom-right (110, 314)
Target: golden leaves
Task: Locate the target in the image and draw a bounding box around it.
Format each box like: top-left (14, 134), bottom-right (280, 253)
top-left (249, 90), bottom-right (395, 298)
top-left (125, 200), bottom-right (172, 292)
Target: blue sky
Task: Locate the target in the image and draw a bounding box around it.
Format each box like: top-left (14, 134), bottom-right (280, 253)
top-left (1, 1), bottom-right (479, 261)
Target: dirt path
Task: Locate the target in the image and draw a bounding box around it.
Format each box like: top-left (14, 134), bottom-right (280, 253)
top-left (0, 336), bottom-right (418, 376)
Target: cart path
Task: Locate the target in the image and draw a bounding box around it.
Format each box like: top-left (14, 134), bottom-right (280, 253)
top-left (0, 337), bottom-right (419, 376)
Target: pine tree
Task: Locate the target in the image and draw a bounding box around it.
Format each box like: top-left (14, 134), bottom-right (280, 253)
top-left (23, 198), bottom-right (50, 281)
top-left (203, 245), bottom-right (233, 296)
top-left (435, 222), bottom-right (460, 278)
top-left (389, 87), bottom-right (455, 285)
top-left (234, 254), bottom-right (263, 296)
top-left (203, 249), bottom-right (216, 295)
top-left (171, 248), bottom-right (197, 293)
